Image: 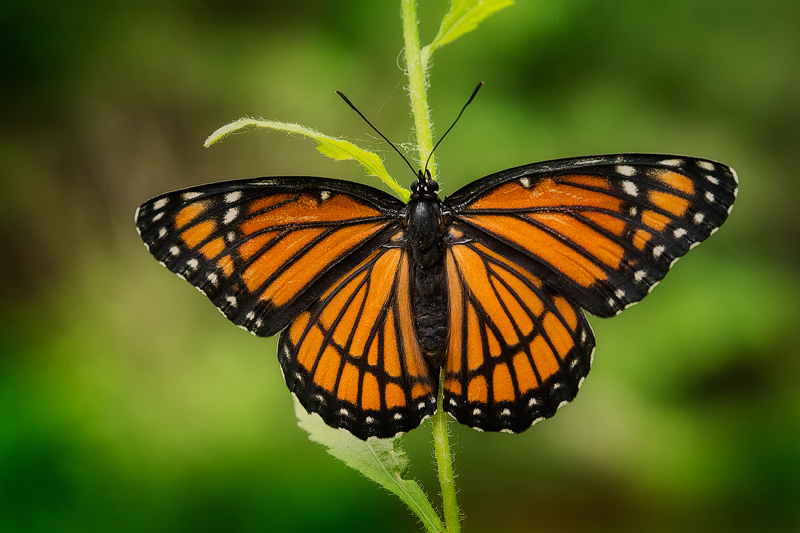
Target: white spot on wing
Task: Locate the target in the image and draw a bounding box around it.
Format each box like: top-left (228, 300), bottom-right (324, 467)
top-left (622, 180), bottom-right (638, 196)
top-left (472, 408), bottom-right (482, 416)
top-left (705, 174), bottom-right (720, 185)
top-left (697, 160), bottom-right (715, 171)
top-left (153, 198), bottom-right (169, 210)
top-left (226, 296), bottom-right (238, 307)
top-left (182, 192), bottom-right (203, 200)
top-left (615, 289), bottom-right (625, 299)
top-left (634, 270), bottom-right (646, 282)
top-left (653, 245), bottom-right (665, 259)
top-left (169, 246), bottom-right (180, 256)
top-left (674, 228), bottom-right (687, 238)
top-left (660, 159), bottom-right (683, 167)
top-left (186, 258), bottom-right (199, 269)
top-left (319, 190), bottom-right (331, 201)
top-left (152, 212), bottom-right (164, 222)
top-left (617, 165), bottom-right (636, 177)
top-left (225, 191), bottom-right (242, 203)
top-left (223, 207), bottom-right (238, 225)
top-left (394, 413), bottom-right (403, 420)
top-left (694, 212), bottom-right (705, 224)
top-left (520, 177), bottom-right (531, 187)
top-left (705, 191), bottom-right (715, 202)
top-left (158, 228), bottom-right (167, 238)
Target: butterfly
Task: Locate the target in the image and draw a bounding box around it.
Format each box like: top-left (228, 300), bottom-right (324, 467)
top-left (135, 153), bottom-right (737, 439)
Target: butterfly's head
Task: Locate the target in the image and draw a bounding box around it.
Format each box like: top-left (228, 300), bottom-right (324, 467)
top-left (411, 169), bottom-right (439, 200)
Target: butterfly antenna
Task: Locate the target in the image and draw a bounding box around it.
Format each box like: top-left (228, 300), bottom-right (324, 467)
top-left (423, 81), bottom-right (484, 177)
top-left (336, 91), bottom-right (418, 177)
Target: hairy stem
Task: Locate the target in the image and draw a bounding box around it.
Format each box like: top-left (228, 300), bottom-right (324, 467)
top-left (401, 0), bottom-right (437, 178)
top-left (432, 371), bottom-right (461, 533)
top-left (402, 2), bottom-right (459, 531)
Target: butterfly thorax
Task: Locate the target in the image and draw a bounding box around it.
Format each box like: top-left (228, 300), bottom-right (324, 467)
top-left (408, 173), bottom-right (449, 367)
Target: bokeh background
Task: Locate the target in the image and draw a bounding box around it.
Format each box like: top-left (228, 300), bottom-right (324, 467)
top-left (2, 0), bottom-right (798, 531)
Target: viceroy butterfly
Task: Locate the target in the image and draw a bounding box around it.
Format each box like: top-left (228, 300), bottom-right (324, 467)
top-left (135, 153), bottom-right (737, 439)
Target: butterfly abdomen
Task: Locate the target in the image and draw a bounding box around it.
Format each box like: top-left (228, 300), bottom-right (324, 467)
top-left (412, 260), bottom-right (449, 367)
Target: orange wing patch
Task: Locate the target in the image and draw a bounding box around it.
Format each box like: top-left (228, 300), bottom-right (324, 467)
top-left (652, 169), bottom-right (694, 194)
top-left (176, 201), bottom-right (211, 228)
top-left (470, 177), bottom-right (620, 211)
top-left (463, 214), bottom-right (615, 288)
top-left (181, 220), bottom-right (216, 248)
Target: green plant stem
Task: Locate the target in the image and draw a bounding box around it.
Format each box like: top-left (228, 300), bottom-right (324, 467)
top-left (402, 3), bottom-right (460, 531)
top-left (433, 370), bottom-right (460, 533)
top-left (401, 0), bottom-right (437, 178)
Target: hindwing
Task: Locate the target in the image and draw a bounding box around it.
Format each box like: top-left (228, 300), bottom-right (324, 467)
top-left (278, 241), bottom-right (438, 439)
top-left (443, 233), bottom-right (595, 433)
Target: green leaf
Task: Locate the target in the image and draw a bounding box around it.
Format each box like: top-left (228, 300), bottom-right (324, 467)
top-left (204, 118), bottom-right (410, 202)
top-left (422, 0), bottom-right (514, 62)
top-left (294, 398), bottom-right (444, 533)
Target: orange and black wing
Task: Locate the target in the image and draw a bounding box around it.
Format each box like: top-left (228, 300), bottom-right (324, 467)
top-left (278, 240), bottom-right (438, 439)
top-left (135, 177), bottom-right (404, 337)
top-left (442, 234), bottom-right (595, 432)
top-left (444, 154), bottom-right (738, 318)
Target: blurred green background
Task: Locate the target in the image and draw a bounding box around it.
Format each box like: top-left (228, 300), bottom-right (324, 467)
top-left (1, 0), bottom-right (798, 531)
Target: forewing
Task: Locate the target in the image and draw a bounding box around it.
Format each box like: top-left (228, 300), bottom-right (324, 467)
top-left (443, 235), bottom-right (595, 433)
top-left (135, 177), bottom-right (404, 337)
top-left (278, 241), bottom-right (438, 440)
top-left (444, 154), bottom-right (738, 317)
